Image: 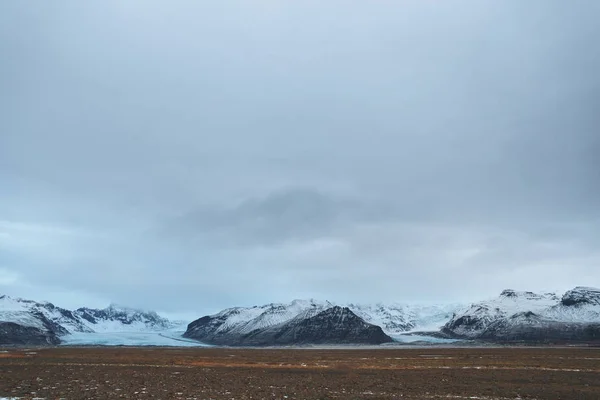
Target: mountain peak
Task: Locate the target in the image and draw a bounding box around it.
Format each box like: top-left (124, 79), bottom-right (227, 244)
top-left (561, 286), bottom-right (600, 307)
top-left (290, 298), bottom-right (333, 308)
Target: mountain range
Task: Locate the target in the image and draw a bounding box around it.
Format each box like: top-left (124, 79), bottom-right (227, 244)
top-left (0, 295), bottom-right (173, 345)
top-left (182, 299), bottom-right (459, 345)
top-left (2, 286), bottom-right (600, 346)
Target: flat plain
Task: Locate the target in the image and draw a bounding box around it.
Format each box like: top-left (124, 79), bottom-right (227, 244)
top-left (0, 346), bottom-right (599, 399)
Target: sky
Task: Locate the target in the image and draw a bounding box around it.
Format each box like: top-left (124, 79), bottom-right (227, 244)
top-left (1, 1), bottom-right (599, 319)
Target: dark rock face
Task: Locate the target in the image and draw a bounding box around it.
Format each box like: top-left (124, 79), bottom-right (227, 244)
top-left (0, 322), bottom-right (61, 345)
top-left (478, 315), bottom-right (600, 342)
top-left (281, 306), bottom-right (393, 345)
top-left (246, 306), bottom-right (394, 346)
top-left (561, 287), bottom-right (600, 307)
top-left (500, 290), bottom-right (519, 298)
top-left (184, 306), bottom-right (394, 346)
top-left (475, 312), bottom-right (545, 341)
top-left (184, 315), bottom-right (231, 344)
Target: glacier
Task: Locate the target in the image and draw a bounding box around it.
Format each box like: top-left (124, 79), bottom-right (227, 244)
top-left (61, 331), bottom-right (208, 347)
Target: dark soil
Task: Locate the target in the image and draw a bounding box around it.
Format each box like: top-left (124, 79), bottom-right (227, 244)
top-left (0, 346), bottom-right (599, 399)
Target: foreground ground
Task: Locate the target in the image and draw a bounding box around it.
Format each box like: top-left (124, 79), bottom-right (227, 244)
top-left (0, 346), bottom-right (599, 399)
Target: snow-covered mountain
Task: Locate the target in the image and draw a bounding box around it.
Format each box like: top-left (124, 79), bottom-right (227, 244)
top-left (443, 287), bottom-right (600, 342)
top-left (74, 304), bottom-right (172, 332)
top-left (184, 302), bottom-right (393, 346)
top-left (0, 295), bottom-right (96, 345)
top-left (183, 299), bottom-right (331, 343)
top-left (0, 295), bottom-right (71, 345)
top-left (0, 295), bottom-right (174, 345)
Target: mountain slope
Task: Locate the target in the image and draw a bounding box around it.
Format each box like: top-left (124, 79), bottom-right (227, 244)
top-left (183, 299), bottom-right (332, 345)
top-left (184, 305), bottom-right (393, 346)
top-left (443, 287), bottom-right (600, 342)
top-left (0, 321), bottom-right (61, 345)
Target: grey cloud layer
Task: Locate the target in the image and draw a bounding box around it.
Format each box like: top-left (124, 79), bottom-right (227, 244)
top-left (0, 1), bottom-right (599, 314)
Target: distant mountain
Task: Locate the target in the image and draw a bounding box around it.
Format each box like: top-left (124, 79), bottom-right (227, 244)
top-left (347, 303), bottom-right (462, 334)
top-left (74, 304), bottom-right (172, 332)
top-left (0, 295), bottom-right (174, 345)
top-left (184, 302), bottom-right (393, 346)
top-left (442, 287), bottom-right (600, 342)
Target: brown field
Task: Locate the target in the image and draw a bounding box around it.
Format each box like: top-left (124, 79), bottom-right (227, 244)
top-left (0, 346), bottom-right (599, 399)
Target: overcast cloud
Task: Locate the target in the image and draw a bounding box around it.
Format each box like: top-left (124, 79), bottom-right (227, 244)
top-left (1, 1), bottom-right (599, 318)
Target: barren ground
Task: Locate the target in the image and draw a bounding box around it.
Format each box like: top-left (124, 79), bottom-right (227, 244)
top-left (0, 346), bottom-right (599, 399)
